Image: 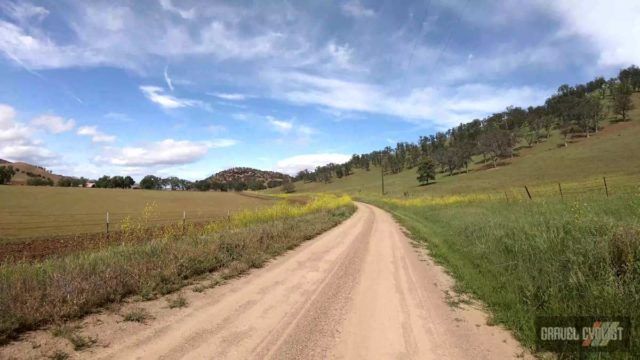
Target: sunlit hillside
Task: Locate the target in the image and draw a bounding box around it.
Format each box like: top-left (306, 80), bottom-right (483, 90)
top-left (272, 94), bottom-right (640, 198)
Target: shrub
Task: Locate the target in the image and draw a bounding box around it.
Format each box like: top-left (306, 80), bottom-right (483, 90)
top-left (122, 308), bottom-right (152, 323)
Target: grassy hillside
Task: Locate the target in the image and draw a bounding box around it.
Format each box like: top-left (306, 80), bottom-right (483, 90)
top-left (1, 161), bottom-right (62, 185)
top-left (275, 93), bottom-right (640, 198)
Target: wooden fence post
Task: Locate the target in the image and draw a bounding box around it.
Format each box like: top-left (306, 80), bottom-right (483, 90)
top-left (504, 191), bottom-right (509, 202)
top-left (558, 183), bottom-right (563, 200)
top-left (106, 211), bottom-right (110, 234)
top-left (182, 210), bottom-right (186, 232)
top-left (524, 185), bottom-right (532, 200)
top-left (603, 177), bottom-right (609, 197)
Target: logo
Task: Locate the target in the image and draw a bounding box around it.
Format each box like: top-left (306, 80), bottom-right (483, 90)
top-left (536, 316), bottom-right (631, 353)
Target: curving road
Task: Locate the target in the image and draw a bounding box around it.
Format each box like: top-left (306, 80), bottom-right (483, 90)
top-left (89, 203), bottom-right (528, 359)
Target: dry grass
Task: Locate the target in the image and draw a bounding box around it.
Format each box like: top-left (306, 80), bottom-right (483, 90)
top-left (122, 308), bottom-right (152, 323)
top-left (0, 187), bottom-right (275, 240)
top-left (167, 294), bottom-right (188, 309)
top-left (0, 195), bottom-right (355, 344)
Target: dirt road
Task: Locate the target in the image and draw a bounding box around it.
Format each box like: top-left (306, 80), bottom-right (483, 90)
top-left (10, 202), bottom-right (529, 359)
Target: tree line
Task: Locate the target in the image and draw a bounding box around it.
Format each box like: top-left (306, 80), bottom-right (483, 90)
top-left (293, 65), bottom-right (638, 186)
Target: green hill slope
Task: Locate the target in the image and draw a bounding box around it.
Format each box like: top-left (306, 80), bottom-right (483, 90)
top-left (273, 93), bottom-right (640, 198)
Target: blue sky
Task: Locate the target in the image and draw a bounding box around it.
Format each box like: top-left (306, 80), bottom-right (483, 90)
top-left (0, 0), bottom-right (638, 180)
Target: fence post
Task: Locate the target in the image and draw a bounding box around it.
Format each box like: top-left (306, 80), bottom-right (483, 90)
top-left (603, 177), bottom-right (609, 197)
top-left (504, 191), bottom-right (509, 202)
top-left (106, 211), bottom-right (110, 234)
top-left (182, 210), bottom-right (186, 233)
top-left (558, 183), bottom-right (563, 200)
top-left (524, 185), bottom-right (532, 200)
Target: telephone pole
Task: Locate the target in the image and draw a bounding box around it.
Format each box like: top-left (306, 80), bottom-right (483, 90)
top-left (381, 164), bottom-right (385, 195)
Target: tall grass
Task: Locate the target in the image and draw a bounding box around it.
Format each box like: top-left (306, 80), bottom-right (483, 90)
top-left (369, 194), bottom-right (640, 357)
top-left (0, 195), bottom-right (354, 344)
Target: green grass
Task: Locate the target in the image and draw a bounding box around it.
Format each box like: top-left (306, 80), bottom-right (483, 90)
top-left (122, 308), bottom-right (152, 323)
top-left (273, 94), bottom-right (640, 199)
top-left (0, 195), bottom-right (355, 344)
top-left (167, 294), bottom-right (188, 309)
top-left (368, 194), bottom-right (640, 357)
top-left (0, 187), bottom-right (275, 239)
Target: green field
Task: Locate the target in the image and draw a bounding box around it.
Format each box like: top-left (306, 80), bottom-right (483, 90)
top-left (0, 187), bottom-right (275, 239)
top-left (274, 94), bottom-right (640, 199)
top-left (367, 194), bottom-right (640, 355)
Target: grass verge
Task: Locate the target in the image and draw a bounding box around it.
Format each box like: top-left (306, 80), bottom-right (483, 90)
top-left (367, 194), bottom-right (640, 357)
top-left (0, 195), bottom-right (355, 344)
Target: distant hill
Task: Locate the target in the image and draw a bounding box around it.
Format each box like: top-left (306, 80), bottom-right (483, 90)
top-left (205, 167), bottom-right (291, 190)
top-left (0, 159), bottom-right (63, 185)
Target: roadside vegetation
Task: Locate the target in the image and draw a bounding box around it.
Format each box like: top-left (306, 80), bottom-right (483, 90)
top-left (367, 193), bottom-right (640, 355)
top-left (0, 194), bottom-right (354, 344)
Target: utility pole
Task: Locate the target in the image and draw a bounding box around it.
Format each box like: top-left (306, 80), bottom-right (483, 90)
top-left (381, 164), bottom-right (385, 195)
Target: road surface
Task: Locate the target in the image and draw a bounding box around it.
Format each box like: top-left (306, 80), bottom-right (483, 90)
top-left (85, 202), bottom-right (529, 359)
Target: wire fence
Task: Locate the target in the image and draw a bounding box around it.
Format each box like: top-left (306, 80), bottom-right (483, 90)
top-left (0, 208), bottom-right (247, 240)
top-left (499, 173), bottom-right (640, 202)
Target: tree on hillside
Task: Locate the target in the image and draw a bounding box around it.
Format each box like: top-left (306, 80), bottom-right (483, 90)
top-left (27, 177), bottom-right (53, 186)
top-left (619, 65), bottom-right (640, 92)
top-left (343, 162), bottom-right (352, 176)
top-left (194, 180), bottom-right (211, 191)
top-left (416, 157), bottom-right (436, 185)
top-left (613, 83), bottom-right (634, 121)
top-left (478, 128), bottom-right (514, 167)
top-left (0, 165), bottom-right (15, 184)
top-left (583, 97), bottom-right (604, 136)
top-left (140, 175), bottom-right (162, 190)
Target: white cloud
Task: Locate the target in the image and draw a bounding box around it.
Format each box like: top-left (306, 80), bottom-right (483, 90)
top-left (77, 126), bottom-right (116, 143)
top-left (267, 116), bottom-right (293, 133)
top-left (0, 4), bottom-right (284, 71)
top-left (540, 0), bottom-right (640, 66)
top-left (101, 138), bottom-right (235, 167)
top-left (163, 66), bottom-right (174, 91)
top-left (269, 72), bottom-right (550, 128)
top-left (210, 92), bottom-right (247, 101)
top-left (341, 0), bottom-right (375, 18)
top-left (31, 115), bottom-right (75, 134)
top-left (0, 104), bottom-right (57, 163)
top-left (140, 85), bottom-right (209, 110)
top-left (159, 0), bottom-right (196, 20)
top-left (0, 1), bottom-right (49, 23)
top-left (275, 153), bottom-right (351, 175)
top-left (206, 138), bottom-right (237, 148)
